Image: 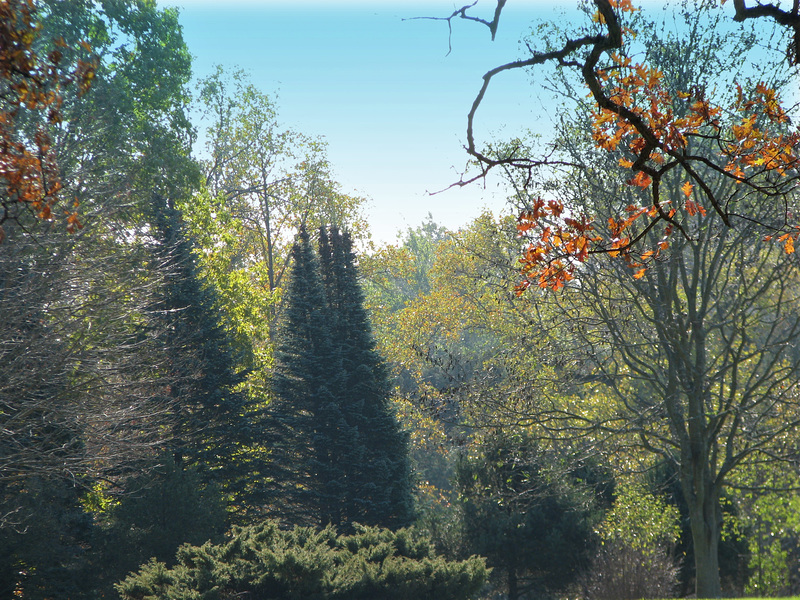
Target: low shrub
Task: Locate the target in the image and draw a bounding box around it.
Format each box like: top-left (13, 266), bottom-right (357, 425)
top-left (116, 519), bottom-right (488, 600)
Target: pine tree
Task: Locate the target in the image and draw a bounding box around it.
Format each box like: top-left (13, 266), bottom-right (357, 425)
top-left (267, 226), bottom-right (356, 526)
top-left (150, 193), bottom-right (254, 494)
top-left (319, 226), bottom-right (414, 529)
top-left (267, 227), bottom-right (412, 530)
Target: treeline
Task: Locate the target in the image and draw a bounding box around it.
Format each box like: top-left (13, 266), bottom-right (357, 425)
top-left (4, 2), bottom-right (800, 600)
top-left (0, 1), bottom-right (479, 598)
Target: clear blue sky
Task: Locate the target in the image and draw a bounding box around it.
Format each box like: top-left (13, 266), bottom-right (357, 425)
top-left (158, 0), bottom-right (582, 243)
top-left (158, 1), bottom-right (786, 244)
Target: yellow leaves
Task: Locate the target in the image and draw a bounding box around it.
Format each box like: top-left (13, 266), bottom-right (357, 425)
top-left (680, 181), bottom-right (693, 197)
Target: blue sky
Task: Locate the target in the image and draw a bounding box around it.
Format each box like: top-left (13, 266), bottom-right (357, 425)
top-left (158, 1), bottom-right (789, 244)
top-left (159, 0), bottom-right (582, 243)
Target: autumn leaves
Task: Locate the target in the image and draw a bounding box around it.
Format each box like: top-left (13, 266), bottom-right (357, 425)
top-left (512, 0), bottom-right (799, 290)
top-left (0, 0), bottom-right (96, 241)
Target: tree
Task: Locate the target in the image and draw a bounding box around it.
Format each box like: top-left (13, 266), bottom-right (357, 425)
top-left (0, 0), bottom-right (96, 240)
top-left (519, 111), bottom-right (800, 598)
top-left (265, 226), bottom-right (352, 526)
top-left (0, 7), bottom-right (204, 597)
top-left (266, 227), bottom-right (413, 530)
top-left (582, 483), bottom-right (682, 600)
top-left (426, 4), bottom-right (800, 596)
top-left (443, 0), bottom-right (798, 288)
top-left (148, 192), bottom-right (267, 508)
top-left (116, 520), bottom-right (489, 600)
top-left (89, 455), bottom-right (227, 599)
top-left (195, 67), bottom-right (367, 301)
top-left (319, 226), bottom-right (414, 529)
top-left (455, 430), bottom-right (602, 600)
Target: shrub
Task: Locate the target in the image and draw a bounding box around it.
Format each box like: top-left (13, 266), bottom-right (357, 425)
top-left (116, 520), bottom-right (488, 600)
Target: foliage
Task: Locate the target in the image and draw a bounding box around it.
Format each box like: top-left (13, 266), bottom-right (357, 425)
top-left (580, 483), bottom-right (682, 600)
top-left (116, 520), bottom-right (489, 600)
top-left (89, 455), bottom-right (227, 598)
top-left (0, 0), bottom-right (96, 240)
top-left (318, 226), bottom-right (414, 529)
top-left (265, 227), bottom-right (413, 530)
top-left (451, 0), bottom-right (799, 289)
top-left (598, 483), bottom-right (681, 556)
top-left (455, 430), bottom-right (603, 600)
top-left (0, 477), bottom-right (93, 600)
top-left (149, 193), bottom-right (265, 507)
top-left (444, 6), bottom-right (800, 597)
top-left (178, 188), bottom-right (278, 386)
top-left (193, 66), bottom-right (367, 305)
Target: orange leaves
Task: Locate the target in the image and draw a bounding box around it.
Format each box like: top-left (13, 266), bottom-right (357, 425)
top-left (680, 181), bottom-right (706, 216)
top-left (516, 199), bottom-right (601, 291)
top-left (515, 197), bottom-right (675, 290)
top-left (721, 83), bottom-right (799, 179)
top-left (0, 0), bottom-right (97, 237)
top-left (627, 171), bottom-right (651, 188)
top-left (610, 0), bottom-right (638, 11)
top-left (777, 233), bottom-right (797, 254)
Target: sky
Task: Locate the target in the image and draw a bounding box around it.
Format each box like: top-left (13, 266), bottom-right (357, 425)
top-left (158, 0), bottom-right (583, 243)
top-left (157, 1), bottom-right (790, 245)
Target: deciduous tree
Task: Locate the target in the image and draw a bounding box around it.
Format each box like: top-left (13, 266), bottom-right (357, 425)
top-left (446, 0), bottom-right (798, 289)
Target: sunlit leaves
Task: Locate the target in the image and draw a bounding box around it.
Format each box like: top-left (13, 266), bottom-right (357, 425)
top-left (0, 0), bottom-right (97, 238)
top-left (511, 1), bottom-right (799, 290)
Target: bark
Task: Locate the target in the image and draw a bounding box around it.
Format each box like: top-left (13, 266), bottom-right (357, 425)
top-left (685, 470), bottom-right (723, 598)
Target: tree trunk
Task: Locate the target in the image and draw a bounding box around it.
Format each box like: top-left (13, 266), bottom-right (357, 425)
top-left (508, 565), bottom-right (518, 600)
top-left (687, 481), bottom-right (723, 598)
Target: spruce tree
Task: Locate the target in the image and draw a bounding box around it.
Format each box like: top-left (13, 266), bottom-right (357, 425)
top-left (267, 227), bottom-right (357, 527)
top-left (150, 193), bottom-right (254, 494)
top-left (267, 227), bottom-right (412, 530)
top-left (319, 226), bottom-right (414, 529)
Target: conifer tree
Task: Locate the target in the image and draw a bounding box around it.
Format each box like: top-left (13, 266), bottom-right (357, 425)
top-left (319, 226), bottom-right (414, 529)
top-left (267, 227), bottom-right (412, 530)
top-left (267, 226), bottom-right (357, 526)
top-left (150, 194), bottom-right (254, 494)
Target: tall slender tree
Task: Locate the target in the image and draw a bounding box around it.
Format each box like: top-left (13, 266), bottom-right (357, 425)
top-left (149, 193), bottom-right (255, 497)
top-left (266, 227), bottom-right (412, 530)
top-left (266, 227), bottom-right (353, 526)
top-left (319, 227), bottom-right (414, 529)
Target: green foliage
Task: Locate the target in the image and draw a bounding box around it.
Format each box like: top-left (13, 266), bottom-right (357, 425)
top-left (318, 227), bottom-right (414, 529)
top-left (599, 483), bottom-right (681, 556)
top-left (266, 227), bottom-right (346, 525)
top-left (150, 193), bottom-right (264, 504)
top-left (741, 490), bottom-right (800, 596)
top-left (178, 188), bottom-right (279, 386)
top-left (116, 520), bottom-right (488, 600)
top-left (266, 227), bottom-right (413, 530)
top-left (455, 430), bottom-right (602, 599)
top-left (0, 478), bottom-right (93, 600)
top-left (89, 456), bottom-right (227, 597)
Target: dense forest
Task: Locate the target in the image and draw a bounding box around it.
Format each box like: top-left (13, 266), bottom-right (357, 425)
top-left (2, 0), bottom-right (800, 599)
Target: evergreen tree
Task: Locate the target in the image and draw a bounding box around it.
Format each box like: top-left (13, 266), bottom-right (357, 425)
top-left (117, 520), bottom-right (488, 600)
top-left (266, 226), bottom-right (355, 526)
top-left (267, 227), bottom-right (412, 530)
top-left (319, 227), bottom-right (414, 529)
top-left (150, 193), bottom-right (255, 497)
